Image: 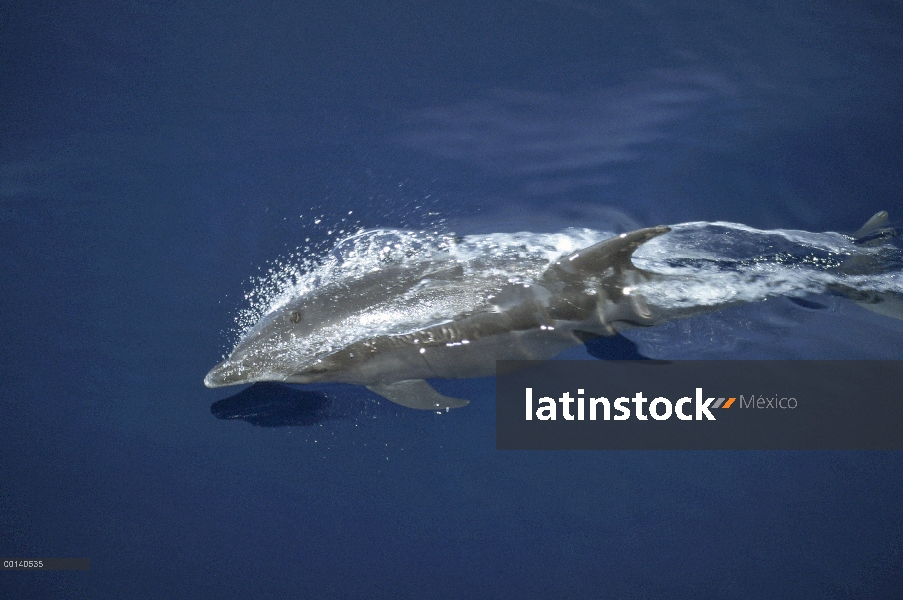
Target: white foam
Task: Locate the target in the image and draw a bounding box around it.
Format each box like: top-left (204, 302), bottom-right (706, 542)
top-left (227, 222), bottom-right (902, 362)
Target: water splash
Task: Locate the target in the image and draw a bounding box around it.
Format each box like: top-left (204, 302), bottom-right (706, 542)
top-left (231, 227), bottom-right (604, 342)
top-left (632, 222), bottom-right (903, 309)
top-left (228, 221), bottom-right (902, 356)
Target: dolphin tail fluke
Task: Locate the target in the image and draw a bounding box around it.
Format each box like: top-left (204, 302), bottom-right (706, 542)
top-left (367, 379), bottom-right (470, 410)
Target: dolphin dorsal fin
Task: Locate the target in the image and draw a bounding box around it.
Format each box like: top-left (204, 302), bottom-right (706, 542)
top-left (367, 379), bottom-right (470, 410)
top-left (545, 225), bottom-right (671, 280)
top-left (852, 211), bottom-right (889, 240)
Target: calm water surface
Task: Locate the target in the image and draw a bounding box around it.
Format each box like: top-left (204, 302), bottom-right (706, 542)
top-left (2, 1), bottom-right (902, 598)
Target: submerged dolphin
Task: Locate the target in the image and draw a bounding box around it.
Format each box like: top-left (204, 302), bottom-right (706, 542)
top-left (205, 213), bottom-right (899, 410)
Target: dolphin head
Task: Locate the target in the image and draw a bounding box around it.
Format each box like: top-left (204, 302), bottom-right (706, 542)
top-left (204, 311), bottom-right (290, 388)
top-left (205, 259), bottom-right (446, 388)
top-left (204, 304), bottom-right (341, 388)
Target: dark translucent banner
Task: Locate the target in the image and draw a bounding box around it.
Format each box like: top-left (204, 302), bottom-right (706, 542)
top-left (496, 361), bottom-right (903, 450)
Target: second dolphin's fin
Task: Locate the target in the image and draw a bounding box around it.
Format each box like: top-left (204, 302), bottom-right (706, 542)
top-left (834, 211), bottom-right (903, 320)
top-left (852, 210), bottom-right (889, 239)
top-left (852, 210), bottom-right (896, 246)
top-left (367, 379), bottom-right (470, 410)
top-left (841, 211), bottom-right (896, 275)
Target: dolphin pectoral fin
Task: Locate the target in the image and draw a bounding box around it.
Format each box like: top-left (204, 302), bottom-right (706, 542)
top-left (366, 379), bottom-right (470, 410)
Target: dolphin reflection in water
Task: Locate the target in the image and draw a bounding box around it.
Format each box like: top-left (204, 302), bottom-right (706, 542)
top-left (206, 212), bottom-right (902, 410)
top-left (210, 382), bottom-right (333, 427)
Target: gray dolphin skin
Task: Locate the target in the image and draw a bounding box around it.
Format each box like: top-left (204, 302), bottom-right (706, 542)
top-left (205, 213), bottom-right (897, 410)
top-left (206, 226), bottom-right (675, 409)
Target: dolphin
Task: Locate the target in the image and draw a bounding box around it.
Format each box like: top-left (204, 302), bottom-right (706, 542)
top-left (205, 213), bottom-right (899, 410)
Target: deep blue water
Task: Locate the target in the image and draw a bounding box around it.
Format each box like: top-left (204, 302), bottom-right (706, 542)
top-left (2, 1), bottom-right (903, 598)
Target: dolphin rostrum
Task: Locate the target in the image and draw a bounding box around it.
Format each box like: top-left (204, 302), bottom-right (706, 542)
top-left (205, 213), bottom-right (900, 410)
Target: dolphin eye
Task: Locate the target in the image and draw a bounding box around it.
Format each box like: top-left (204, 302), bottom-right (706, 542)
top-left (290, 311), bottom-right (301, 324)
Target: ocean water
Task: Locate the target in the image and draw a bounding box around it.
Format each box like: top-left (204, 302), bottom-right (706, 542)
top-left (2, 1), bottom-right (902, 598)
